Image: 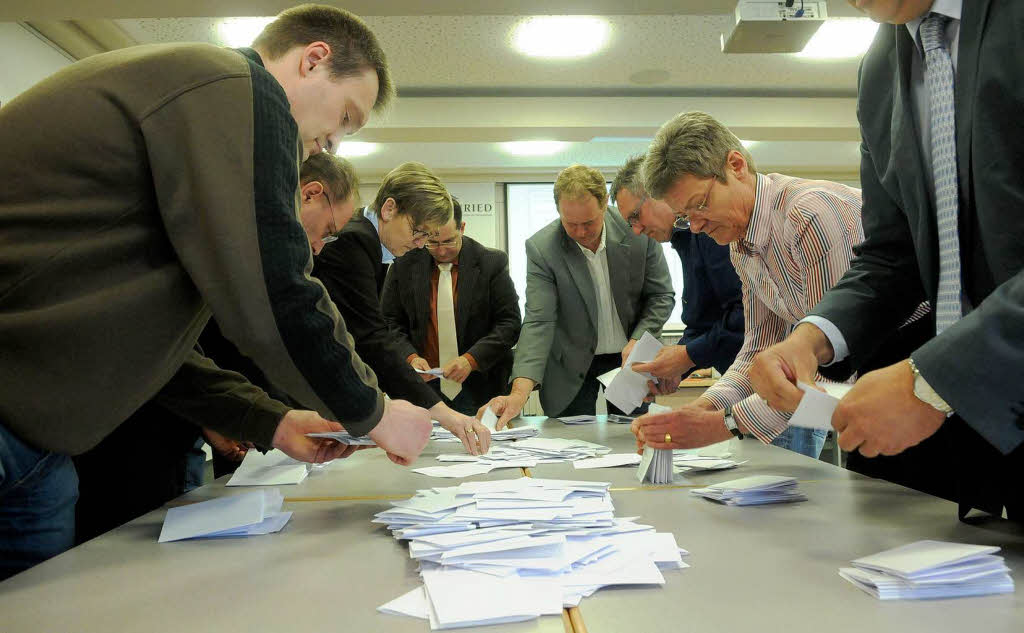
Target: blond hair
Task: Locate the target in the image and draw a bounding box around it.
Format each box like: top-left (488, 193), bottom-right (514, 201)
top-left (643, 111), bottom-right (755, 199)
top-left (371, 162), bottom-right (453, 229)
top-left (253, 4), bottom-right (395, 112)
top-left (553, 164), bottom-right (608, 210)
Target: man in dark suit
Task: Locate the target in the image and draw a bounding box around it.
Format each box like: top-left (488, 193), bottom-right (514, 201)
top-left (381, 199), bottom-right (521, 416)
top-left (750, 0), bottom-right (1024, 519)
top-left (314, 162), bottom-right (492, 455)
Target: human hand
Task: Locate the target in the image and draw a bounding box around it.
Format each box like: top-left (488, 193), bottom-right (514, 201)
top-left (620, 338), bottom-right (638, 367)
top-left (630, 405), bottom-right (731, 450)
top-left (749, 323), bottom-right (832, 413)
top-left (478, 392), bottom-right (526, 430)
top-left (442, 356), bottom-right (473, 384)
top-left (202, 427), bottom-right (253, 462)
top-left (410, 356), bottom-right (438, 382)
top-left (437, 407), bottom-right (491, 455)
top-left (270, 410), bottom-right (359, 463)
top-left (632, 345), bottom-right (694, 381)
top-left (644, 375), bottom-right (682, 401)
top-left (833, 360), bottom-right (946, 457)
top-left (367, 399), bottom-right (433, 465)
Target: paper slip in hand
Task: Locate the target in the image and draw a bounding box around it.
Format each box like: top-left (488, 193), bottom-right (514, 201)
top-left (636, 446), bottom-right (673, 484)
top-left (788, 381), bottom-right (853, 430)
top-left (306, 431), bottom-right (376, 445)
top-left (158, 489), bottom-right (290, 542)
top-left (596, 331), bottom-right (663, 415)
top-left (480, 407), bottom-right (499, 431)
top-left (415, 367), bottom-right (445, 376)
top-left (574, 453), bottom-right (642, 469)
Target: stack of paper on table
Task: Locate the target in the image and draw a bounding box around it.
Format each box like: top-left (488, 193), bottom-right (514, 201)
top-left (673, 453), bottom-right (746, 473)
top-left (788, 381), bottom-right (854, 430)
top-left (227, 449), bottom-right (310, 486)
top-left (690, 475), bottom-right (806, 505)
top-left (428, 437), bottom-right (613, 478)
top-left (374, 477), bottom-right (688, 628)
top-left (431, 409), bottom-right (539, 443)
top-left (636, 446), bottom-right (673, 484)
top-left (559, 415), bottom-right (598, 425)
top-left (606, 414), bottom-right (635, 424)
top-left (840, 540), bottom-right (1014, 600)
top-left (574, 453), bottom-right (642, 469)
top-left (158, 489), bottom-right (291, 542)
top-left (595, 331), bottom-right (663, 414)
top-left (306, 430), bottom-right (377, 445)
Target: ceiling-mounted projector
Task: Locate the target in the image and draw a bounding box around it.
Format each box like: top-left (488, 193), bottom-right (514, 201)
top-left (721, 1), bottom-right (827, 54)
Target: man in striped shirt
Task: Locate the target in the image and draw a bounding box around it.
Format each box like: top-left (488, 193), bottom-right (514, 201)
top-left (631, 111), bottom-right (863, 458)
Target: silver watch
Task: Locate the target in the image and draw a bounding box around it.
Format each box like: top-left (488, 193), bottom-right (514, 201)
top-left (908, 358), bottom-right (954, 416)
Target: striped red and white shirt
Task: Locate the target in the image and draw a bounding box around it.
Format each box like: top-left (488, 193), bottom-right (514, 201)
top-left (701, 173), bottom-right (863, 443)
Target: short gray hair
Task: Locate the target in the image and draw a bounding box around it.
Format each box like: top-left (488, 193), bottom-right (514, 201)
top-left (610, 154), bottom-right (645, 206)
top-left (643, 111), bottom-right (755, 199)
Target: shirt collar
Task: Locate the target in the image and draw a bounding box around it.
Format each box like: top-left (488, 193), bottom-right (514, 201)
top-left (738, 172), bottom-right (772, 255)
top-left (366, 211), bottom-right (395, 264)
top-left (905, 0), bottom-right (962, 52)
top-left (575, 225), bottom-right (607, 258)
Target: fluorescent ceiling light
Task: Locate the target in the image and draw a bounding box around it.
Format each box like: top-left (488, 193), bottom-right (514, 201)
top-left (512, 17), bottom-right (609, 59)
top-left (740, 140), bottom-right (757, 149)
top-left (500, 141), bottom-right (568, 156)
top-left (335, 142), bottom-right (379, 157)
top-left (217, 17), bottom-right (275, 48)
top-left (797, 19), bottom-right (879, 59)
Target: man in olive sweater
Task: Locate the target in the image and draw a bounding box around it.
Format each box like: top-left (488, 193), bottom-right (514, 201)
top-left (0, 5), bottom-right (430, 579)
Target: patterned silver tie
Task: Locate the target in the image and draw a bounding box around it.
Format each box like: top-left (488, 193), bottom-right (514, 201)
top-left (921, 13), bottom-right (963, 333)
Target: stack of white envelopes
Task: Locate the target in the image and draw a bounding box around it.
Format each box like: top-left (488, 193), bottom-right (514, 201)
top-left (374, 477), bottom-right (688, 629)
top-left (158, 489), bottom-right (291, 542)
top-left (673, 452), bottom-right (747, 473)
top-left (839, 540), bottom-right (1014, 600)
top-left (690, 475), bottom-right (806, 505)
top-left (637, 446), bottom-right (674, 484)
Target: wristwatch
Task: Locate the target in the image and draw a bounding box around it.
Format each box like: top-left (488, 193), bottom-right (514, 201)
top-left (723, 405), bottom-right (744, 439)
top-left (908, 358), bottom-right (954, 416)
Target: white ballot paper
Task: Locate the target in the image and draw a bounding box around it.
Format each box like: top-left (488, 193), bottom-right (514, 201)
top-left (226, 449), bottom-right (309, 487)
top-left (574, 453), bottom-right (643, 469)
top-left (416, 367), bottom-right (446, 376)
top-left (158, 489), bottom-right (291, 542)
top-left (637, 446), bottom-right (673, 484)
top-left (788, 381), bottom-right (853, 430)
top-left (306, 431), bottom-right (376, 445)
top-left (690, 474), bottom-right (806, 505)
top-left (840, 540), bottom-right (1013, 600)
top-left (596, 332), bottom-right (663, 414)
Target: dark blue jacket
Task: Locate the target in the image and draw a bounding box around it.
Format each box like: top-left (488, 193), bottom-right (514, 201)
top-left (670, 229), bottom-right (744, 375)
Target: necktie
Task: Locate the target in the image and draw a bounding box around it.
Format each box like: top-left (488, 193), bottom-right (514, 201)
top-left (921, 12), bottom-right (963, 333)
top-left (436, 263), bottom-right (461, 399)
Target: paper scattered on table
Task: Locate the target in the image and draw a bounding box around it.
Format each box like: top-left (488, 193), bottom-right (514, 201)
top-left (559, 415), bottom-right (598, 425)
top-left (375, 477), bottom-right (687, 628)
top-left (839, 540), bottom-right (1013, 600)
top-left (690, 474), bottom-right (806, 505)
top-left (413, 463), bottom-right (497, 478)
top-left (306, 431), bottom-right (377, 445)
top-left (432, 421), bottom-right (537, 443)
top-left (158, 489), bottom-right (291, 542)
top-left (574, 453), bottom-right (643, 469)
top-left (788, 381), bottom-right (853, 430)
top-left (378, 586), bottom-right (430, 619)
top-left (226, 449), bottom-right (309, 486)
top-left (596, 331), bottom-right (663, 414)
top-left (607, 414), bottom-right (635, 424)
top-left (636, 445), bottom-right (673, 484)
top-left (415, 367), bottom-right (446, 376)
top-left (435, 437), bottom-right (611, 474)
top-left (673, 452), bottom-right (746, 473)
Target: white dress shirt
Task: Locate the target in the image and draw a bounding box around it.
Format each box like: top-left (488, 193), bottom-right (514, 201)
top-left (576, 226), bottom-right (629, 355)
top-left (803, 0), bottom-right (962, 364)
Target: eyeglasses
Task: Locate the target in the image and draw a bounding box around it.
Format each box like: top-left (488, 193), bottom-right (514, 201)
top-left (673, 178), bottom-right (715, 229)
top-left (407, 215), bottom-right (434, 241)
top-left (320, 190), bottom-right (340, 245)
top-left (425, 235), bottom-right (460, 250)
top-left (625, 195), bottom-right (648, 228)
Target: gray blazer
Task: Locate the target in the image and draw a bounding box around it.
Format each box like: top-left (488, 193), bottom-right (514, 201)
top-left (812, 0), bottom-right (1024, 453)
top-left (512, 208), bottom-right (675, 416)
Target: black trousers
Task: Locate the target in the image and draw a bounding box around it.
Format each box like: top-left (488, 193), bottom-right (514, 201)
top-left (554, 353), bottom-right (648, 418)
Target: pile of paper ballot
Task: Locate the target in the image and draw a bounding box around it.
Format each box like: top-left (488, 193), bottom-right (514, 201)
top-left (374, 477), bottom-right (688, 629)
top-left (673, 452), bottom-right (746, 473)
top-left (158, 489), bottom-right (291, 542)
top-left (416, 437), bottom-right (618, 478)
top-left (431, 408), bottom-right (539, 444)
top-left (839, 540), bottom-right (1014, 600)
top-left (690, 475), bottom-right (806, 505)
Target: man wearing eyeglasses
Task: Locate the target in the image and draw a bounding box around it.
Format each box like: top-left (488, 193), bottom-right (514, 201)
top-left (610, 154), bottom-right (743, 388)
top-left (631, 111), bottom-right (871, 459)
top-left (381, 198), bottom-right (522, 416)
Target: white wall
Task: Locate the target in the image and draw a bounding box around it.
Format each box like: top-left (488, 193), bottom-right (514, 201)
top-left (0, 23), bottom-right (71, 107)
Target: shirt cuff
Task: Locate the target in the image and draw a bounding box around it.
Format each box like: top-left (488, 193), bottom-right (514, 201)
top-left (799, 316), bottom-right (849, 366)
top-left (463, 353), bottom-right (479, 371)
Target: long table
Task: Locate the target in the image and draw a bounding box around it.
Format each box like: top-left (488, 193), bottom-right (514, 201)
top-left (2, 415), bottom-right (1022, 633)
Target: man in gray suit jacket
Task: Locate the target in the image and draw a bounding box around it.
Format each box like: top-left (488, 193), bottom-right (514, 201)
top-left (482, 164), bottom-right (675, 428)
top-left (750, 0), bottom-right (1024, 519)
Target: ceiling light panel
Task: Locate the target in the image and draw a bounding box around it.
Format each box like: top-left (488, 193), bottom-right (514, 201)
top-left (500, 141), bottom-right (569, 156)
top-left (511, 17), bottom-right (610, 59)
top-left (797, 19), bottom-right (879, 59)
top-left (216, 17), bottom-right (274, 47)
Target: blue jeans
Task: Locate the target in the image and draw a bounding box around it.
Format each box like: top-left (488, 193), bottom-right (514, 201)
top-left (0, 423), bottom-right (79, 581)
top-left (771, 426), bottom-right (827, 459)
